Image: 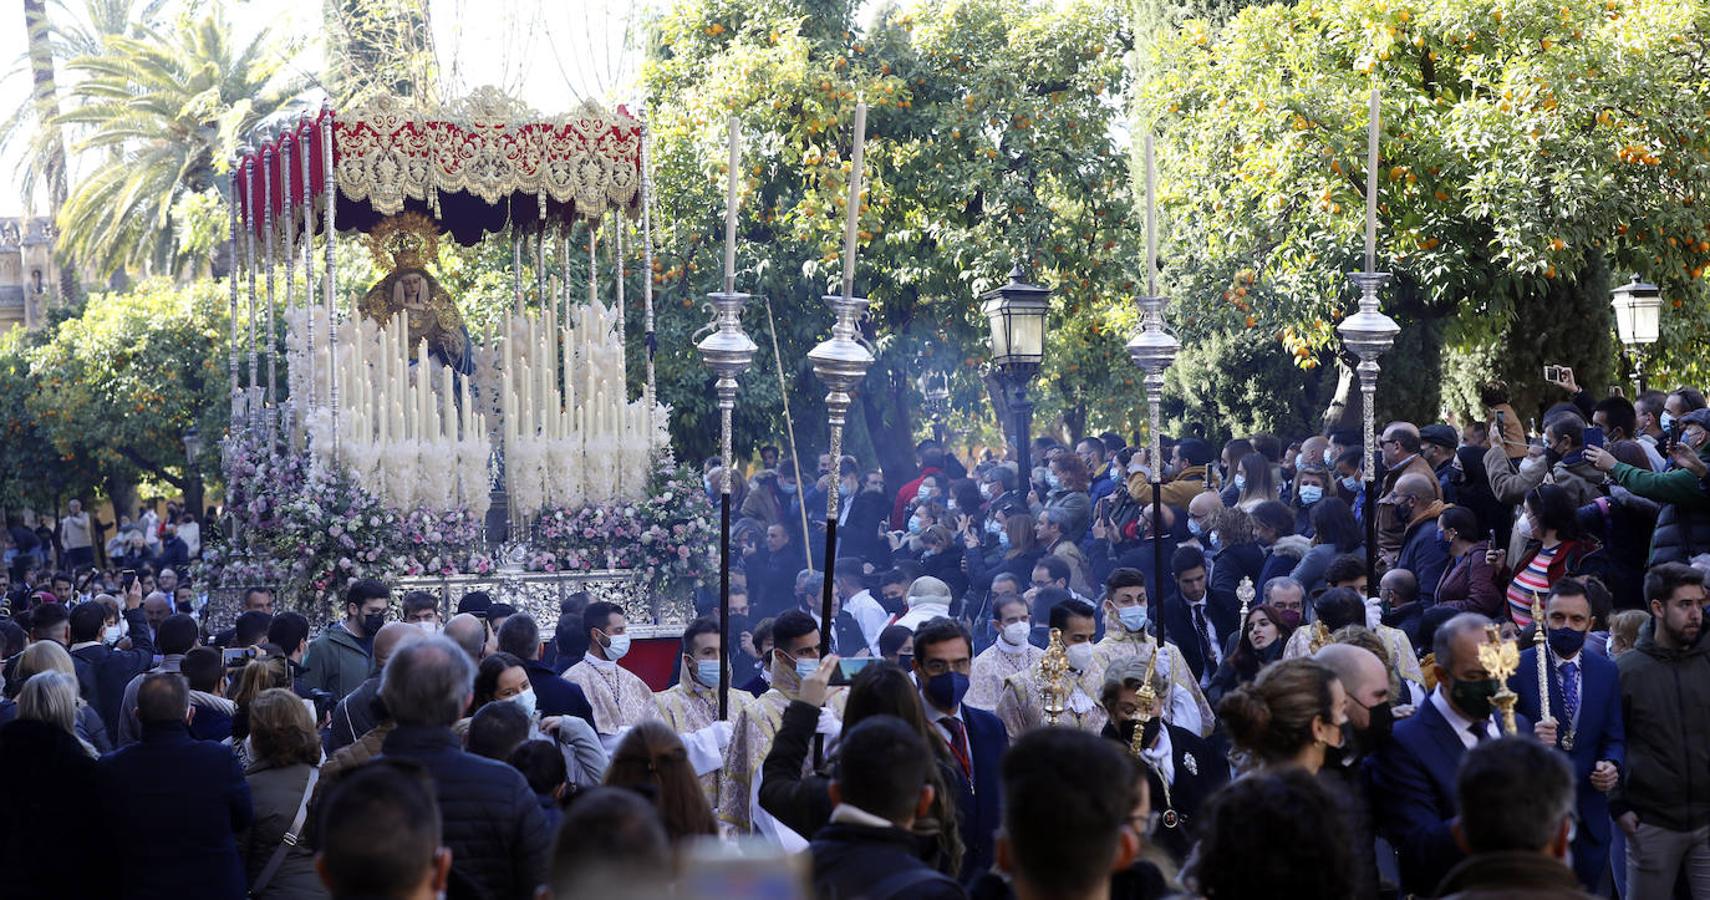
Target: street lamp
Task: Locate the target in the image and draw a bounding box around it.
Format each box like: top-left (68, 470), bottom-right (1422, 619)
top-left (182, 425), bottom-right (204, 520)
top-left (918, 371), bottom-right (951, 444)
top-left (1611, 275), bottom-right (1662, 393)
top-left (981, 266), bottom-right (1051, 483)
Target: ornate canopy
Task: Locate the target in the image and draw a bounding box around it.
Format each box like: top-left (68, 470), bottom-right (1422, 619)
top-left (236, 87), bottom-right (643, 245)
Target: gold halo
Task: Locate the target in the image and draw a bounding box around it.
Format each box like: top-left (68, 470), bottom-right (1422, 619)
top-left (366, 211), bottom-right (442, 271)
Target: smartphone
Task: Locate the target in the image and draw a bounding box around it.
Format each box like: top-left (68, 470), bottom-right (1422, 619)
top-left (828, 656), bottom-right (878, 686)
top-left (120, 569), bottom-right (136, 592)
top-left (1669, 421), bottom-right (1683, 453)
top-left (1584, 426), bottom-right (1606, 449)
top-left (222, 647), bottom-right (257, 668)
top-left (1543, 365), bottom-right (1562, 385)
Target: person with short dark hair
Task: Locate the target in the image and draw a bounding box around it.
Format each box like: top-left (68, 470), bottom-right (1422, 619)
top-left (68, 578), bottom-right (156, 736)
top-left (497, 612), bottom-right (595, 728)
top-left (374, 636), bottom-right (549, 898)
top-left (563, 602), bottom-right (659, 751)
top-left (1163, 544), bottom-right (1233, 686)
top-left (1097, 566), bottom-right (1215, 737)
top-left (232, 609), bottom-right (275, 649)
top-left (808, 715), bottom-right (965, 899)
top-left (997, 727), bottom-right (1139, 900)
top-left (327, 622), bottom-right (424, 754)
top-left (654, 617), bottom-right (747, 814)
top-left (467, 699), bottom-right (531, 762)
top-left (181, 646), bottom-right (236, 741)
top-left (302, 579), bottom-right (392, 703)
top-left (1434, 737), bottom-right (1591, 898)
top-left (994, 598), bottom-right (1105, 738)
top-left (912, 617), bottom-right (1007, 882)
top-left (101, 672), bottom-right (254, 897)
top-left (547, 787), bottom-right (672, 897)
top-left (967, 594), bottom-right (1041, 712)
top-left (116, 612), bottom-right (200, 746)
top-left (267, 611), bottom-right (312, 664)
top-left (1187, 767), bottom-right (1355, 899)
top-left (315, 762), bottom-right (451, 900)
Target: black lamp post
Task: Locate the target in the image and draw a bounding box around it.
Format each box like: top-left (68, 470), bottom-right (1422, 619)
top-left (1610, 275), bottom-right (1662, 394)
top-left (981, 266), bottom-right (1051, 487)
top-left (182, 425), bottom-right (204, 521)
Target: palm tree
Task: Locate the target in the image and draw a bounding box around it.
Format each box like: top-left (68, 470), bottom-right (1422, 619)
top-left (52, 5), bottom-right (308, 279)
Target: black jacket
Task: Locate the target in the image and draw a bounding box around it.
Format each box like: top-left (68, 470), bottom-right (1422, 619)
top-left (745, 545), bottom-right (808, 620)
top-left (840, 491), bottom-right (891, 569)
top-left (327, 673), bottom-right (382, 754)
top-left (1613, 619), bottom-right (1710, 831)
top-left (379, 724), bottom-right (550, 899)
top-left (1100, 720), bottom-right (1227, 866)
top-left (809, 822), bottom-right (966, 900)
top-left (70, 606), bottom-right (156, 737)
top-left (1208, 540), bottom-right (1265, 622)
top-left (0, 720), bottom-right (116, 899)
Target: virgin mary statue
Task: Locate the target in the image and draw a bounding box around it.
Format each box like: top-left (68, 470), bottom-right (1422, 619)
top-left (357, 212), bottom-right (474, 374)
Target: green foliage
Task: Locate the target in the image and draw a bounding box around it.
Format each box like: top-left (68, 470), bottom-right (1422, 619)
top-left (1163, 328), bottom-right (1335, 443)
top-left (52, 2), bottom-right (308, 279)
top-left (1138, 0), bottom-right (1710, 415)
top-left (0, 327), bottom-right (100, 509)
top-left (645, 0), bottom-right (1139, 473)
top-left (323, 0), bottom-right (438, 106)
top-left (25, 278), bottom-right (233, 495)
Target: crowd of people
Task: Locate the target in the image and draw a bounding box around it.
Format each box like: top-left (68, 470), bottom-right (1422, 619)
top-left (1, 375), bottom-right (1708, 898)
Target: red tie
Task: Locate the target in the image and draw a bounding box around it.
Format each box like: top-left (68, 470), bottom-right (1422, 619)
top-left (941, 716), bottom-right (971, 780)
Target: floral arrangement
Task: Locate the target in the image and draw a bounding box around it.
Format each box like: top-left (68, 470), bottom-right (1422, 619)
top-left (204, 436), bottom-right (713, 613)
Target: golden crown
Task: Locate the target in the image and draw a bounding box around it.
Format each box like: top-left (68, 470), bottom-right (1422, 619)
top-left (366, 211), bottom-right (442, 271)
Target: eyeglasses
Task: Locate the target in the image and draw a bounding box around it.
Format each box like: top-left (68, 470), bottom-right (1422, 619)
top-left (919, 658), bottom-right (972, 676)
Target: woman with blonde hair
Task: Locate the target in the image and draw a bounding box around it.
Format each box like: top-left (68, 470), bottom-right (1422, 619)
top-left (237, 688), bottom-right (325, 897)
top-left (16, 671), bottom-right (98, 758)
top-left (1217, 657), bottom-right (1348, 775)
top-left (1234, 451), bottom-right (1280, 512)
top-left (14, 640), bottom-right (109, 752)
top-left (603, 719), bottom-right (717, 844)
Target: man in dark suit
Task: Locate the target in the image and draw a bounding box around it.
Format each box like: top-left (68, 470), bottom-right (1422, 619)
top-left (1508, 579), bottom-right (1624, 891)
top-left (912, 616), bottom-right (1007, 884)
top-left (1099, 657), bottom-right (1226, 865)
top-left (1374, 612), bottom-right (1537, 896)
top-left (1161, 546), bottom-right (1236, 684)
top-left (99, 672), bottom-right (252, 898)
top-left (495, 612), bottom-right (596, 728)
top-left (67, 592), bottom-right (155, 737)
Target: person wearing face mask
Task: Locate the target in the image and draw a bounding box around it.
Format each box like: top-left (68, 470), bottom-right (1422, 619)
top-left (1587, 406), bottom-right (1710, 567)
top-left (1042, 454), bottom-right (1093, 542)
top-left (1217, 657), bottom-right (1350, 776)
top-left (1290, 464), bottom-right (1330, 538)
top-left (1373, 612), bottom-right (1537, 897)
top-left (327, 622), bottom-right (423, 754)
top-left (1315, 641), bottom-right (1395, 900)
top-left (911, 617), bottom-right (1008, 883)
top-left (1504, 579), bottom-right (1624, 892)
top-left (1503, 484), bottom-right (1599, 629)
top-left (562, 602), bottom-right (660, 753)
top-left (1290, 496), bottom-right (1364, 596)
top-left (1093, 568), bottom-right (1214, 736)
top-left (1484, 411), bottom-right (1606, 516)
top-left (1099, 658), bottom-right (1228, 867)
top-left (720, 610), bottom-right (846, 844)
top-left (839, 466), bottom-right (891, 568)
top-left (1391, 472), bottom-right (1452, 604)
top-left (66, 582), bottom-right (155, 737)
top-left (891, 446), bottom-right (951, 530)
top-left (654, 618), bottom-right (748, 814)
top-left (1432, 506), bottom-right (1508, 619)
top-left (301, 578), bottom-right (392, 705)
top-left (966, 596), bottom-right (1043, 711)
top-left (1207, 603), bottom-right (1295, 707)
top-left (994, 598), bottom-right (1107, 739)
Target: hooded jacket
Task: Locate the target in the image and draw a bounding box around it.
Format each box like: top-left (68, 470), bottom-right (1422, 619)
top-left (1613, 618), bottom-right (1710, 831)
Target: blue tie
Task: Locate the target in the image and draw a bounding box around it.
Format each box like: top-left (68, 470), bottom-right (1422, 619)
top-left (1561, 661), bottom-right (1580, 728)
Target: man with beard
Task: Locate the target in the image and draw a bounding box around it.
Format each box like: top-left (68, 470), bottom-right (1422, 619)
top-left (1614, 562), bottom-right (1710, 898)
top-left (1508, 578), bottom-right (1624, 892)
top-left (1316, 641), bottom-right (1395, 900)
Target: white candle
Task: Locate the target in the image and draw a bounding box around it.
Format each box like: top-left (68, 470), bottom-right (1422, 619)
top-left (1144, 132), bottom-right (1157, 298)
top-left (841, 99), bottom-right (868, 300)
top-left (441, 365), bottom-right (455, 441)
top-left (1366, 87), bottom-right (1379, 274)
top-left (723, 116), bottom-right (740, 294)
top-left (391, 400), bottom-right (404, 446)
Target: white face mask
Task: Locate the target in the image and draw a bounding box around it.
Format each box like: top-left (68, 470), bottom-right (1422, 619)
top-left (1001, 620), bottom-right (1031, 647)
top-left (603, 632), bottom-right (632, 661)
top-left (1065, 642), bottom-right (1094, 672)
top-left (414, 620), bottom-right (440, 635)
top-left (103, 621), bottom-right (125, 645)
top-left (510, 687), bottom-right (538, 719)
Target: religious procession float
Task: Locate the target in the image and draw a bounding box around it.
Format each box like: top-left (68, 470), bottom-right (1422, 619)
top-left (204, 87), bottom-right (715, 642)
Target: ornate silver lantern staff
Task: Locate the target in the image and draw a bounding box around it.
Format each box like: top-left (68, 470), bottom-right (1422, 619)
top-left (1339, 88), bottom-right (1400, 597)
top-left (1126, 132), bottom-right (1179, 653)
top-left (694, 115), bottom-right (756, 720)
top-left (809, 100), bottom-right (875, 660)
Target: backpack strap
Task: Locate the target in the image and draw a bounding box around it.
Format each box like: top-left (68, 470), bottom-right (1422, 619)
top-left (250, 766), bottom-right (320, 896)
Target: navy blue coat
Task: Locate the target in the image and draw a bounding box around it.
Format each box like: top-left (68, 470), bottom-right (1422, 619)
top-left (809, 822), bottom-right (966, 900)
top-left (379, 724), bottom-right (549, 900)
top-left (522, 658), bottom-right (595, 726)
top-left (1509, 645), bottom-right (1624, 888)
top-left (946, 705), bottom-right (1006, 884)
top-left (99, 722), bottom-right (252, 899)
top-left (71, 606), bottom-right (156, 736)
top-left (1371, 697), bottom-right (1532, 897)
top-left (1395, 515), bottom-right (1451, 605)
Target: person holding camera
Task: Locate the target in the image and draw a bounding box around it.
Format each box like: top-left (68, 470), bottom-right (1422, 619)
top-left (1586, 407), bottom-right (1710, 567)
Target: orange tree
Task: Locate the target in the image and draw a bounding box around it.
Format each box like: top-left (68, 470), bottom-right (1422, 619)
top-left (1139, 0), bottom-right (1710, 428)
top-left (643, 0), bottom-right (1141, 479)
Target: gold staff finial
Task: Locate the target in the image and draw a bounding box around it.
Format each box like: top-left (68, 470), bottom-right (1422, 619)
top-left (1040, 627), bottom-right (1070, 727)
top-left (1478, 624), bottom-right (1522, 735)
top-left (1237, 576), bottom-right (1255, 629)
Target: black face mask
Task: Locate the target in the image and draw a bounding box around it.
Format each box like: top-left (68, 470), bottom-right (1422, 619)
top-left (1450, 678), bottom-right (1500, 721)
top-left (728, 614), bottom-right (751, 644)
top-left (879, 593), bottom-right (906, 616)
top-left (174, 601), bottom-right (193, 614)
top-left (361, 612), bottom-right (386, 637)
top-left (1116, 716), bottom-right (1164, 750)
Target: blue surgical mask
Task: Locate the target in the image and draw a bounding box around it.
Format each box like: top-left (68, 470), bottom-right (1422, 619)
top-left (1662, 412), bottom-right (1675, 433)
top-left (1117, 605), bottom-right (1149, 632)
top-left (1045, 471), bottom-right (1063, 490)
top-left (1188, 519), bottom-right (1204, 537)
top-left (1323, 448), bottom-right (1336, 467)
top-left (1234, 473), bottom-right (1247, 491)
top-left (923, 671), bottom-right (970, 711)
top-left (985, 518), bottom-right (1004, 536)
top-left (780, 481), bottom-right (797, 496)
top-left (795, 657), bottom-right (820, 680)
top-left (1341, 475), bottom-right (1361, 493)
top-left (694, 659), bottom-right (723, 688)
top-left (1298, 484), bottom-right (1323, 505)
top-left (908, 514), bottom-right (924, 534)
top-left (997, 531), bottom-right (1011, 550)
top-left (916, 485), bottom-right (936, 500)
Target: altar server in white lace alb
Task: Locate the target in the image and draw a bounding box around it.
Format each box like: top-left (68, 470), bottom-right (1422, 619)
top-left (654, 617), bottom-right (747, 815)
top-left (562, 602), bottom-right (659, 752)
